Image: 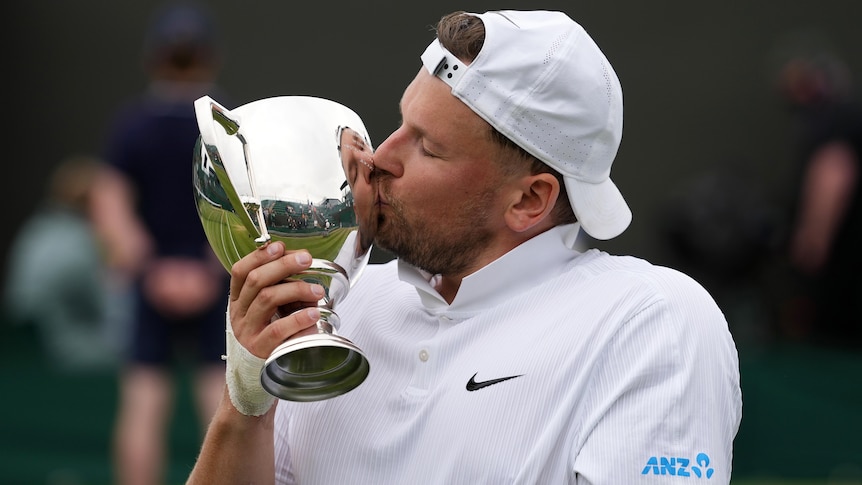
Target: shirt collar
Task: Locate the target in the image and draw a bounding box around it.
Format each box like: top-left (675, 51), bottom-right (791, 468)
top-left (397, 223), bottom-right (583, 315)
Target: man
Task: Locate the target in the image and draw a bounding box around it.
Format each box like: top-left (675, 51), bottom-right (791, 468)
top-left (187, 10), bottom-right (741, 484)
top-left (4, 156), bottom-right (125, 371)
top-left (94, 4), bottom-right (231, 485)
top-left (779, 49), bottom-right (862, 346)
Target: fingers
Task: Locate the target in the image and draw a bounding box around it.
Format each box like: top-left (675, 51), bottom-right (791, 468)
top-left (242, 275), bottom-right (322, 337)
top-left (227, 241), bottom-right (325, 357)
top-left (229, 241), bottom-right (288, 299)
top-left (259, 307), bottom-right (321, 354)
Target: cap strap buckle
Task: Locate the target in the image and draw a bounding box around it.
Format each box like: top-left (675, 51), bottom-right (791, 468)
top-left (420, 40), bottom-right (465, 88)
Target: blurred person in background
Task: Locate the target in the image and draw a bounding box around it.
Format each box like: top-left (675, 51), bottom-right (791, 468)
top-left (4, 155), bottom-right (127, 372)
top-left (776, 40), bottom-right (862, 348)
top-left (92, 3), bottom-right (231, 484)
top-left (658, 164), bottom-right (780, 345)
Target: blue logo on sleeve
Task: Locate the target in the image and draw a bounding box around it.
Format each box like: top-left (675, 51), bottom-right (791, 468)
top-left (641, 453), bottom-right (714, 479)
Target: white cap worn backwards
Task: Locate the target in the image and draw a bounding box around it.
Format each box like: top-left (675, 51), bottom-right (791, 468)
top-left (421, 10), bottom-right (631, 240)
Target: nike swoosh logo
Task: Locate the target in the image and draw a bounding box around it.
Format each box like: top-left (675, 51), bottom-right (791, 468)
top-left (466, 372), bottom-right (523, 391)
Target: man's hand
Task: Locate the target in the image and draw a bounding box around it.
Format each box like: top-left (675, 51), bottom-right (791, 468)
top-left (143, 258), bottom-right (222, 318)
top-left (228, 241), bottom-right (326, 359)
top-left (222, 241), bottom-right (325, 416)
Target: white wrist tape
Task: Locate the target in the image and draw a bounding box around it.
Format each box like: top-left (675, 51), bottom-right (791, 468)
top-left (224, 306), bottom-right (276, 416)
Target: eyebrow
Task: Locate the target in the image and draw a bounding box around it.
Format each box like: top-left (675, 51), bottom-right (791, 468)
top-left (395, 85), bottom-right (451, 157)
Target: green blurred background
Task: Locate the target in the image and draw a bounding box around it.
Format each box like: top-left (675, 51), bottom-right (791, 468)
top-left (3, 321), bottom-right (860, 484)
top-left (4, 1), bottom-right (862, 483)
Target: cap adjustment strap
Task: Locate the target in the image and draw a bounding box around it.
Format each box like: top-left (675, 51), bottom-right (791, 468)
top-left (420, 40), bottom-right (465, 88)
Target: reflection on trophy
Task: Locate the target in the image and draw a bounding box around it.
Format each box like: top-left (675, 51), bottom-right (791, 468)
top-left (192, 95), bottom-right (376, 402)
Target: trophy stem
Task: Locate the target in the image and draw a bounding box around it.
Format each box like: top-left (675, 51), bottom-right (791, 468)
top-left (260, 309), bottom-right (370, 402)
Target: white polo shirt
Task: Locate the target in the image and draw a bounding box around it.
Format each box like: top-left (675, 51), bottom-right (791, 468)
top-left (274, 224), bottom-right (742, 484)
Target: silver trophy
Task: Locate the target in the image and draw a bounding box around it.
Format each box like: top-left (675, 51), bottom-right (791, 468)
top-left (192, 95), bottom-right (376, 402)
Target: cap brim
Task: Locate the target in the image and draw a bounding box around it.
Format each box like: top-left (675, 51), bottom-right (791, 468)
top-left (565, 176), bottom-right (632, 240)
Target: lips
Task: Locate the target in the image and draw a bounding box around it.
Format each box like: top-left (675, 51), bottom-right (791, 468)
top-left (374, 179), bottom-right (390, 207)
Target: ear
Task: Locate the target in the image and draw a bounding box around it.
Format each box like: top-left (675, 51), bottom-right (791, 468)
top-left (504, 173), bottom-right (561, 233)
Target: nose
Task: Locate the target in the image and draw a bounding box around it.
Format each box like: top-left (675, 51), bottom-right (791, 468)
top-left (370, 127), bottom-right (405, 179)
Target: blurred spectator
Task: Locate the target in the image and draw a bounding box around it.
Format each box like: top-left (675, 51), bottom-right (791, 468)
top-left (776, 37), bottom-right (862, 348)
top-left (92, 3), bottom-right (231, 484)
top-left (659, 164), bottom-right (781, 344)
top-left (3, 155), bottom-right (128, 372)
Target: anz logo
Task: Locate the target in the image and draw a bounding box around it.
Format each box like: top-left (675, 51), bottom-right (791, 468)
top-left (641, 453), bottom-right (715, 479)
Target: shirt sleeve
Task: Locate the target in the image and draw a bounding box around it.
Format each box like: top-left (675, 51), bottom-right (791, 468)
top-left (572, 270), bottom-right (742, 484)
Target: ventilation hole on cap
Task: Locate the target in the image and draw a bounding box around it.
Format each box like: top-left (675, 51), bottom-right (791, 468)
top-left (453, 65), bottom-right (458, 70)
top-left (602, 63), bottom-right (613, 105)
top-left (444, 63), bottom-right (449, 69)
top-left (447, 73), bottom-right (453, 78)
top-left (545, 31), bottom-right (570, 65)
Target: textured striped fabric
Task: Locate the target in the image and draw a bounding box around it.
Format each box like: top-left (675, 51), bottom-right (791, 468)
top-left (274, 224), bottom-right (741, 484)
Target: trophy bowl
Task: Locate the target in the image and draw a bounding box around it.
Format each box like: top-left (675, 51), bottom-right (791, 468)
top-left (192, 95), bottom-right (376, 402)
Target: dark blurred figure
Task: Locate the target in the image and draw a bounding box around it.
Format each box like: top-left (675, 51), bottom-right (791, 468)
top-left (777, 40), bottom-right (862, 348)
top-left (659, 165), bottom-right (781, 345)
top-left (4, 156), bottom-right (128, 371)
top-left (92, 3), bottom-right (231, 484)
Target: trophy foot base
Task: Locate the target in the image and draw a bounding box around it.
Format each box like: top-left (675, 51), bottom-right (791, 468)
top-left (261, 333), bottom-right (369, 402)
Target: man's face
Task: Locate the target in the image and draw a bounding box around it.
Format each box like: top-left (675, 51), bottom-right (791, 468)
top-left (370, 69), bottom-right (517, 276)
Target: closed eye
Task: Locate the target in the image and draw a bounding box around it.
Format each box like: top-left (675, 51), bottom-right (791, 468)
top-left (421, 144), bottom-right (439, 158)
